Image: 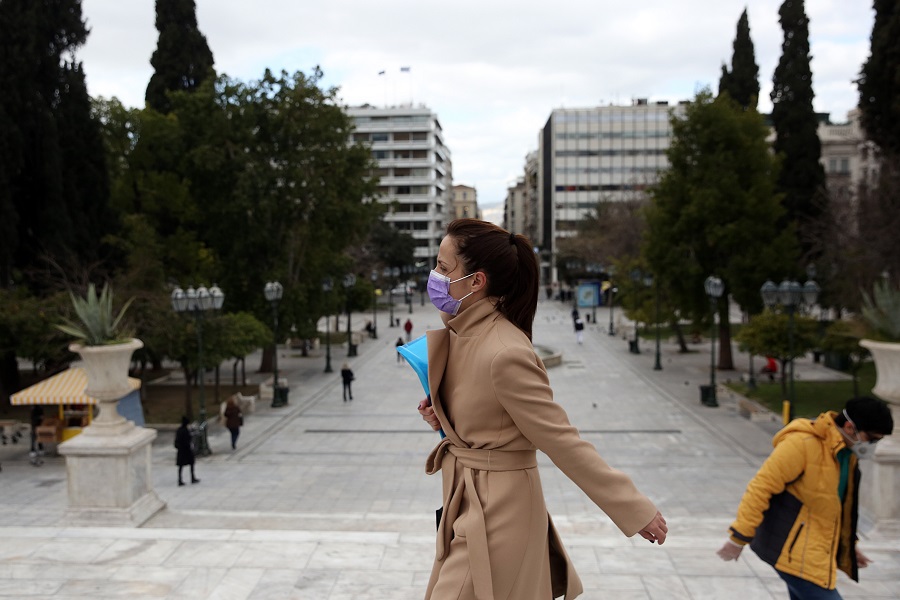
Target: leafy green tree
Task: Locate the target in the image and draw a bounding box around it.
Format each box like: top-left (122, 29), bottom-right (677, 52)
top-left (174, 70), bottom-right (382, 333)
top-left (770, 0), bottom-right (826, 246)
top-left (719, 8), bottom-right (760, 110)
top-left (145, 0), bottom-right (215, 114)
top-left (162, 311), bottom-right (269, 419)
top-left (735, 310), bottom-right (819, 398)
top-left (858, 0), bottom-right (900, 155)
top-left (644, 90), bottom-right (797, 369)
top-left (371, 220), bottom-right (417, 272)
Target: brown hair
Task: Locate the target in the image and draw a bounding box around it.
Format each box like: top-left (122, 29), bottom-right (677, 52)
top-left (446, 219), bottom-right (539, 340)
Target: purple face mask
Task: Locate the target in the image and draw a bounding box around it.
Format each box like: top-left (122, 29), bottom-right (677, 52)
top-left (427, 270), bottom-right (475, 315)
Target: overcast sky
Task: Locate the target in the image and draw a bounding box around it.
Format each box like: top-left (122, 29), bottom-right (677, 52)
top-left (79, 0), bottom-right (873, 224)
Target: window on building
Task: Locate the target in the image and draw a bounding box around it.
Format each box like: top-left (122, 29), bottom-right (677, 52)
top-left (353, 133), bottom-right (369, 142)
top-left (372, 133), bottom-right (389, 142)
top-left (412, 132), bottom-right (428, 141)
top-left (394, 132), bottom-right (411, 141)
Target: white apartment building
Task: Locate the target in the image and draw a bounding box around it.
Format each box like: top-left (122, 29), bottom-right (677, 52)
top-left (346, 104), bottom-right (452, 264)
top-left (537, 99), bottom-right (686, 283)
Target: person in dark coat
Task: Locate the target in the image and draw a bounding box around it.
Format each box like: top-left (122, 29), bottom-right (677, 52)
top-left (30, 405), bottom-right (44, 453)
top-left (396, 337), bottom-right (405, 363)
top-left (341, 363), bottom-right (354, 401)
top-left (223, 397), bottom-right (243, 450)
top-left (174, 416), bottom-right (199, 486)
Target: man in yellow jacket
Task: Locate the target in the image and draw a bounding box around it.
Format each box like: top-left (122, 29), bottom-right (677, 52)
top-left (717, 396), bottom-right (893, 599)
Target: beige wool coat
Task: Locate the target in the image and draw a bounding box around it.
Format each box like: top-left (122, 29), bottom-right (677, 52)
top-left (423, 298), bottom-right (658, 600)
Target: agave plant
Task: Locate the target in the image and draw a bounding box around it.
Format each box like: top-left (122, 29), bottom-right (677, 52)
top-left (56, 283), bottom-right (134, 346)
top-left (860, 279), bottom-right (900, 343)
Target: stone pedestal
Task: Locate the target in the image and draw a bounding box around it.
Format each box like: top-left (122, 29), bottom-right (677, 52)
top-left (58, 423), bottom-right (165, 527)
top-left (859, 340), bottom-right (900, 535)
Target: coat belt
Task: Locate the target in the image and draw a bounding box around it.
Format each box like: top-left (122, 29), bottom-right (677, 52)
top-left (426, 438), bottom-right (538, 600)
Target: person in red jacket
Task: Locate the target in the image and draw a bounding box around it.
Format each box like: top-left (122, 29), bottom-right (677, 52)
top-left (717, 396), bottom-right (893, 599)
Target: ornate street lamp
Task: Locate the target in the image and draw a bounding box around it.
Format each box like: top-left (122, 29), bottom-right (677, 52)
top-left (702, 275), bottom-right (724, 407)
top-left (343, 274), bottom-right (357, 357)
top-left (370, 270), bottom-right (379, 339)
top-left (264, 281), bottom-right (287, 407)
top-left (171, 283), bottom-right (224, 456)
top-left (322, 278), bottom-right (333, 373)
top-left (761, 277), bottom-right (819, 423)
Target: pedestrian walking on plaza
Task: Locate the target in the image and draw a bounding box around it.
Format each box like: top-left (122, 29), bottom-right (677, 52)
top-left (417, 218), bottom-right (667, 599)
top-left (29, 405), bottom-right (44, 466)
top-left (223, 397), bottom-right (243, 450)
top-left (174, 417), bottom-right (199, 486)
top-left (574, 316), bottom-right (585, 344)
top-left (717, 396), bottom-right (893, 599)
top-left (404, 318), bottom-right (413, 342)
top-left (341, 363), bottom-right (354, 401)
top-left (396, 337), bottom-right (405, 363)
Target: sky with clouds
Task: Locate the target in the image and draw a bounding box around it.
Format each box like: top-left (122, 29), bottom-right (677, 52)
top-left (79, 0), bottom-right (874, 223)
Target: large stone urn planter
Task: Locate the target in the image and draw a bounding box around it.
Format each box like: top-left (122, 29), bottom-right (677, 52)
top-left (69, 338), bottom-right (143, 434)
top-left (858, 339), bottom-right (900, 535)
top-left (58, 337), bottom-right (165, 526)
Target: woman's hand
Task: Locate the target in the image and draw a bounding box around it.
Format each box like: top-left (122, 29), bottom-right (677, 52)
top-left (638, 511), bottom-right (668, 545)
top-left (417, 399), bottom-right (441, 431)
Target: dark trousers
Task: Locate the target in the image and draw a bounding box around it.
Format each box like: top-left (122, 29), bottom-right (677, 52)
top-left (343, 382), bottom-right (353, 400)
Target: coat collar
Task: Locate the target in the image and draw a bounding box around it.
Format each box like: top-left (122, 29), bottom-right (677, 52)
top-left (445, 297), bottom-right (500, 337)
top-left (424, 298), bottom-right (500, 449)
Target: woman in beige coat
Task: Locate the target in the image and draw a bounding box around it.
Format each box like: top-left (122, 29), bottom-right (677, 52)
top-left (417, 219), bottom-right (667, 600)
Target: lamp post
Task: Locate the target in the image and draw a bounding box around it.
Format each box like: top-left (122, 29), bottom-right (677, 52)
top-left (386, 267), bottom-right (397, 327)
top-left (652, 275), bottom-right (662, 371)
top-left (343, 274), bottom-right (357, 357)
top-left (404, 265), bottom-right (413, 314)
top-left (264, 281), bottom-right (287, 407)
top-left (322, 278), bottom-right (333, 373)
top-left (607, 285), bottom-right (617, 336)
top-left (761, 277), bottom-right (819, 423)
top-left (171, 283), bottom-right (224, 456)
top-left (370, 270), bottom-right (378, 339)
top-left (702, 276), bottom-right (724, 407)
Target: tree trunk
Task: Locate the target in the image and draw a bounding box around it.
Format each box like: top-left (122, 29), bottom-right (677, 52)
top-left (260, 346), bottom-right (273, 374)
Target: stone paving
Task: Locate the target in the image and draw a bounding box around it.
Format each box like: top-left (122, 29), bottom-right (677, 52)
top-left (0, 298), bottom-right (898, 599)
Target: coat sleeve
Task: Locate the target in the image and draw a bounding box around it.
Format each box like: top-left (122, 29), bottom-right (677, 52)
top-left (491, 345), bottom-right (658, 537)
top-left (729, 435), bottom-right (807, 544)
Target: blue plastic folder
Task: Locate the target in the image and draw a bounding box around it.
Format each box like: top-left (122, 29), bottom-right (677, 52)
top-left (398, 335), bottom-right (445, 438)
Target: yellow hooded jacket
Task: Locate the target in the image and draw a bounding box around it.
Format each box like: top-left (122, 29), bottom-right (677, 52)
top-left (728, 411), bottom-right (859, 589)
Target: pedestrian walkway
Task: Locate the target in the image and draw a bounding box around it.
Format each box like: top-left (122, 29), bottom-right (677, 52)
top-left (0, 300), bottom-right (897, 599)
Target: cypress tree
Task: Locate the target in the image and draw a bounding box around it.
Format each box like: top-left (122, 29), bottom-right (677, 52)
top-left (145, 0), bottom-right (215, 114)
top-left (770, 0), bottom-right (825, 245)
top-left (718, 9), bottom-right (760, 110)
top-left (0, 0), bottom-right (108, 285)
top-left (56, 61), bottom-right (112, 262)
top-left (858, 0), bottom-right (900, 155)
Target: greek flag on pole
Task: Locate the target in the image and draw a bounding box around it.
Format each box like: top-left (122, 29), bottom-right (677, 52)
top-left (400, 66), bottom-right (411, 72)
